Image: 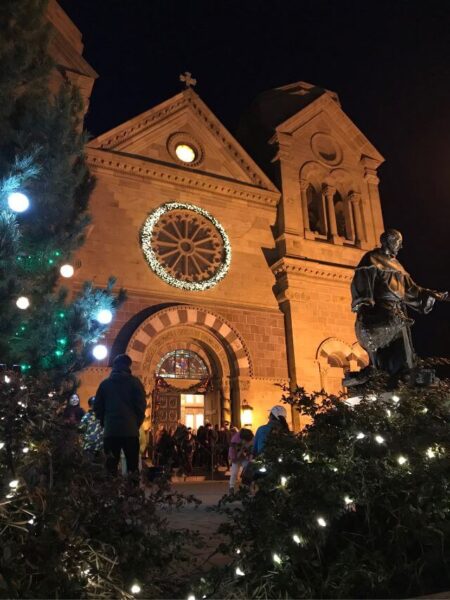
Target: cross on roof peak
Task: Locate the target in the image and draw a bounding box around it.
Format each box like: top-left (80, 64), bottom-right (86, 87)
top-left (179, 71), bottom-right (197, 88)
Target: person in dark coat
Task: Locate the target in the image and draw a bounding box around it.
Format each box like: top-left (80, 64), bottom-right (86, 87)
top-left (94, 354), bottom-right (146, 476)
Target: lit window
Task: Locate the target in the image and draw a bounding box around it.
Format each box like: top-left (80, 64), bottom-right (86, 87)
top-left (157, 350), bottom-right (209, 379)
top-left (175, 144), bottom-right (196, 163)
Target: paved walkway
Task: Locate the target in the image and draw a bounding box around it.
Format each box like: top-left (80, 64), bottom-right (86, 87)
top-left (166, 480), bottom-right (231, 569)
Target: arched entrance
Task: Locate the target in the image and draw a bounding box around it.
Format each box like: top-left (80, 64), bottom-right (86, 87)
top-left (126, 305), bottom-right (253, 431)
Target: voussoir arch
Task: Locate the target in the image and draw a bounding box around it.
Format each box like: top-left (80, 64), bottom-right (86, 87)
top-left (126, 305), bottom-right (253, 377)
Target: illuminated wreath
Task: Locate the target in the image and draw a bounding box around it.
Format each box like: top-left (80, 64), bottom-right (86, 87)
top-left (141, 202), bottom-right (231, 291)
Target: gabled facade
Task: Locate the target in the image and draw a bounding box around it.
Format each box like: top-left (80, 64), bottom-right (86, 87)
top-left (72, 79), bottom-right (385, 432)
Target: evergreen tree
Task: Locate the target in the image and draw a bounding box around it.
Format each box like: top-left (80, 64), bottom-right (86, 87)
top-left (203, 373), bottom-right (450, 599)
top-left (0, 3), bottom-right (199, 598)
top-left (0, 0), bottom-right (122, 379)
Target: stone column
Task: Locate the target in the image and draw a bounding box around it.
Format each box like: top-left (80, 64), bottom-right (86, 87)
top-left (300, 179), bottom-right (314, 239)
top-left (361, 156), bottom-right (384, 248)
top-left (323, 184), bottom-right (343, 244)
top-left (349, 191), bottom-right (365, 246)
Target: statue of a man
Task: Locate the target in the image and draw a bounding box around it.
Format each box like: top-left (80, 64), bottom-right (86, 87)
top-left (351, 229), bottom-right (448, 378)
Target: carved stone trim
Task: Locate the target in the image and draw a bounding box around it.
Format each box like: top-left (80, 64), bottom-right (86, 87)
top-left (87, 148), bottom-right (280, 209)
top-left (271, 258), bottom-right (354, 283)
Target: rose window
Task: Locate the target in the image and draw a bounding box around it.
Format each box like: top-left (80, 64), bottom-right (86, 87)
top-left (141, 202), bottom-right (231, 291)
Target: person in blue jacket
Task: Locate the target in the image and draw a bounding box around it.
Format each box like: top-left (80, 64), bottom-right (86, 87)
top-left (253, 405), bottom-right (289, 456)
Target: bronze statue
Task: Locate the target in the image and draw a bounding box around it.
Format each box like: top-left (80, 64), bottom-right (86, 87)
top-left (348, 229), bottom-right (448, 383)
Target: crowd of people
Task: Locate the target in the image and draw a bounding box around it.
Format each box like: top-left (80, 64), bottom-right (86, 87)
top-left (62, 353), bottom-right (291, 491)
top-left (150, 420), bottom-right (234, 476)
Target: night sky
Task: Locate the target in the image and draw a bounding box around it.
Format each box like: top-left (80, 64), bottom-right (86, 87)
top-left (60, 0), bottom-right (450, 358)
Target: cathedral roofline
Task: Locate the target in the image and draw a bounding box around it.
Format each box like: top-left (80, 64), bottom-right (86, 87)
top-left (89, 87), bottom-right (278, 194)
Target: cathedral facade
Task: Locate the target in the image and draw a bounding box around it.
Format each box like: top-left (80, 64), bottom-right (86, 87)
top-left (50, 4), bottom-right (385, 431)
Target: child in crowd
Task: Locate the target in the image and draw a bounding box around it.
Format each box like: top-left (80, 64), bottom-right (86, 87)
top-left (228, 428), bottom-right (254, 494)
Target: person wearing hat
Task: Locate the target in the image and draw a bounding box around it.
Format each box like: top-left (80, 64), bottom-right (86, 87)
top-left (252, 405), bottom-right (289, 456)
top-left (94, 353), bottom-right (146, 477)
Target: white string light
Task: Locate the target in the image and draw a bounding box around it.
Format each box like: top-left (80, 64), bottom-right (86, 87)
top-left (0, 442), bottom-right (4, 450)
top-left (292, 533), bottom-right (305, 545)
top-left (187, 595), bottom-right (196, 600)
top-left (273, 553), bottom-right (282, 565)
top-left (59, 264), bottom-right (74, 278)
top-left (259, 466), bottom-right (267, 473)
top-left (375, 435), bottom-right (385, 444)
top-left (92, 344), bottom-right (108, 360)
top-left (9, 480), bottom-right (19, 489)
top-left (392, 395), bottom-right (400, 403)
top-left (16, 296), bottom-right (30, 310)
top-left (8, 192), bottom-right (30, 212)
top-left (426, 447), bottom-right (435, 459)
top-left (386, 409), bottom-right (392, 418)
top-left (95, 309), bottom-right (113, 325)
top-left (344, 495), bottom-right (354, 505)
top-left (317, 517), bottom-right (327, 527)
top-left (130, 583), bottom-right (141, 594)
top-left (280, 476), bottom-right (287, 487)
top-left (356, 432), bottom-right (365, 439)
top-left (141, 202), bottom-right (232, 291)
top-left (235, 566), bottom-right (245, 576)
top-left (397, 455), bottom-right (407, 465)
top-left (303, 453), bottom-right (312, 463)
top-left (4, 375), bottom-right (10, 383)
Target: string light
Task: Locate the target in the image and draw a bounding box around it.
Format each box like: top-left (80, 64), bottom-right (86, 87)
top-left (141, 202), bottom-right (232, 291)
top-left (130, 583), bottom-right (141, 594)
top-left (4, 375), bottom-right (11, 383)
top-left (92, 344), bottom-right (108, 360)
top-left (317, 517), bottom-right (327, 527)
top-left (292, 533), bottom-right (305, 545)
top-left (273, 553), bottom-right (282, 565)
top-left (356, 432), bottom-right (365, 439)
top-left (59, 264), bottom-right (74, 278)
top-left (95, 309), bottom-right (113, 324)
top-left (303, 453), bottom-right (312, 462)
top-left (392, 395), bottom-right (400, 403)
top-left (235, 566), bottom-right (245, 576)
top-left (386, 409), bottom-right (392, 417)
top-left (344, 495), bottom-right (354, 505)
top-left (9, 480), bottom-right (19, 489)
top-left (375, 435), bottom-right (385, 444)
top-left (426, 447), bottom-right (435, 459)
top-left (8, 192), bottom-right (30, 212)
top-left (259, 466), bottom-right (267, 473)
top-left (16, 296), bottom-right (30, 310)
top-left (187, 595), bottom-right (196, 600)
top-left (280, 476), bottom-right (287, 487)
top-left (397, 455), bottom-right (407, 465)
top-left (0, 442), bottom-right (4, 449)
top-left (278, 457), bottom-right (283, 463)
top-left (22, 447), bottom-right (29, 453)
top-left (235, 548), bottom-right (241, 554)
top-left (422, 407), bottom-right (428, 414)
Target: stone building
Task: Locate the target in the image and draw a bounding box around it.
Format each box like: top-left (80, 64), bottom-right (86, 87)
top-left (50, 6), bottom-right (385, 431)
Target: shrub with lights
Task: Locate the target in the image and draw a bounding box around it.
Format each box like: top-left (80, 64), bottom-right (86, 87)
top-left (202, 373), bottom-right (450, 599)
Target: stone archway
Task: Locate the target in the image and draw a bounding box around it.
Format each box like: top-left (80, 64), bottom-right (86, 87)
top-left (316, 337), bottom-right (368, 394)
top-left (126, 305), bottom-right (253, 427)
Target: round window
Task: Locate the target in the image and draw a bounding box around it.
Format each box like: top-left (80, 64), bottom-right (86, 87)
top-left (141, 202), bottom-right (231, 291)
top-left (167, 132), bottom-right (204, 166)
top-left (175, 143), bottom-right (196, 163)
